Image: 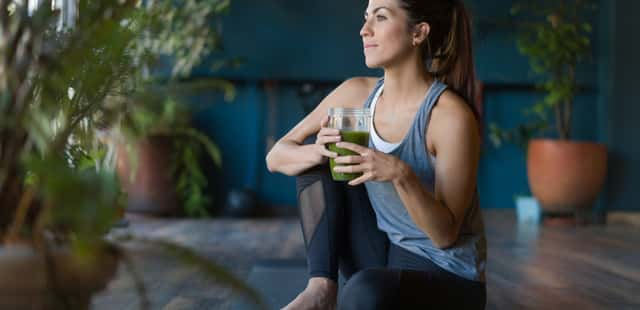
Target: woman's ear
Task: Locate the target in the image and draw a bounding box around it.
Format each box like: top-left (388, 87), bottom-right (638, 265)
top-left (412, 22), bottom-right (430, 46)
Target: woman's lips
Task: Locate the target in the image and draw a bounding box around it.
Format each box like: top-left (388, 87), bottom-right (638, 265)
top-left (364, 44), bottom-right (378, 49)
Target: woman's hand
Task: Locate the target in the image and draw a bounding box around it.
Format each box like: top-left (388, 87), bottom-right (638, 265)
top-left (310, 116), bottom-right (341, 165)
top-left (332, 142), bottom-right (407, 186)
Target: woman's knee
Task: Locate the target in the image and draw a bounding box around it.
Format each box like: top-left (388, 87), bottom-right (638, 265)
top-left (296, 163), bottom-right (332, 193)
top-left (337, 269), bottom-right (398, 310)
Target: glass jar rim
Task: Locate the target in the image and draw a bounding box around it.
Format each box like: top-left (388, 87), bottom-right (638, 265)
top-left (328, 107), bottom-right (371, 116)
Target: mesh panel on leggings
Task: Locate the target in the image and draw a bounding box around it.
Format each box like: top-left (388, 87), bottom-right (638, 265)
top-left (298, 180), bottom-right (325, 247)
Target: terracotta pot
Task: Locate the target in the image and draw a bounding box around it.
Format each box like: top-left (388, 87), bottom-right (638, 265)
top-left (0, 244), bottom-right (118, 309)
top-left (527, 139), bottom-right (607, 214)
top-left (116, 135), bottom-right (180, 216)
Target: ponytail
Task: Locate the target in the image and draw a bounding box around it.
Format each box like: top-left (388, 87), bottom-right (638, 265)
top-left (402, 0), bottom-right (478, 118)
top-left (428, 2), bottom-right (477, 117)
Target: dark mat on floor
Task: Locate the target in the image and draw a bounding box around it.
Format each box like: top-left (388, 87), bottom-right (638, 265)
top-left (231, 259), bottom-right (309, 310)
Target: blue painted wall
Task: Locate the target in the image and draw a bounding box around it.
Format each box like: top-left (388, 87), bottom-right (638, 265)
top-left (191, 0), bottom-right (613, 211)
top-left (196, 0), bottom-right (375, 80)
top-left (604, 0), bottom-right (640, 211)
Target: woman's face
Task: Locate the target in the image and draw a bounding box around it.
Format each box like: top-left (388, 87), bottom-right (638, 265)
top-left (360, 0), bottom-right (414, 68)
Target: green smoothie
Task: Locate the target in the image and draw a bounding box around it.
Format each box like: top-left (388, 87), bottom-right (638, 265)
top-left (328, 130), bottom-right (370, 181)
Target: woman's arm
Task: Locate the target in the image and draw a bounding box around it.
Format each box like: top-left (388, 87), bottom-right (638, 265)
top-left (266, 77), bottom-right (377, 176)
top-left (392, 91), bottom-right (480, 249)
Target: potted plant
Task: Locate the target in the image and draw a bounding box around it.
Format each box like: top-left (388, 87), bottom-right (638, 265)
top-left (493, 0), bottom-right (606, 224)
top-left (114, 86), bottom-right (231, 218)
top-left (108, 0), bottom-right (238, 218)
top-left (0, 0), bottom-right (261, 308)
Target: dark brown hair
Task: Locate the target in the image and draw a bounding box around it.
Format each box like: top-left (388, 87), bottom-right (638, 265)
top-left (399, 0), bottom-right (477, 115)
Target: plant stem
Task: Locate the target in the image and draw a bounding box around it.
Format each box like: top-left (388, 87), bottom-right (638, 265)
top-left (0, 169), bottom-right (22, 238)
top-left (50, 74), bottom-right (117, 154)
top-left (4, 184), bottom-right (37, 244)
top-left (554, 90), bottom-right (566, 140)
top-left (0, 0), bottom-right (9, 30)
top-left (563, 98), bottom-right (572, 140)
top-left (564, 65), bottom-right (576, 140)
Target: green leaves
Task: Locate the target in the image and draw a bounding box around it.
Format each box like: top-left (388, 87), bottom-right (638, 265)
top-left (27, 154), bottom-right (120, 240)
top-left (490, 0), bottom-right (595, 149)
top-left (140, 0), bottom-right (232, 78)
top-left (489, 121), bottom-right (549, 152)
top-left (1, 0), bottom-right (234, 229)
top-left (170, 127), bottom-right (222, 218)
top-left (1, 1), bottom-right (249, 307)
top-left (509, 0), bottom-right (596, 140)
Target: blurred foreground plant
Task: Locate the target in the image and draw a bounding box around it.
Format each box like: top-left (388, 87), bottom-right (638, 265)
top-left (0, 0), bottom-right (261, 308)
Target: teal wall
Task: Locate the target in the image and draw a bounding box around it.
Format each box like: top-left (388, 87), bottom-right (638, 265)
top-left (191, 0), bottom-right (623, 211)
top-left (604, 0), bottom-right (640, 211)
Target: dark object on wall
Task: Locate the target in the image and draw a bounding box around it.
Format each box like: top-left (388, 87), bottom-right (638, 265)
top-left (224, 188), bottom-right (259, 218)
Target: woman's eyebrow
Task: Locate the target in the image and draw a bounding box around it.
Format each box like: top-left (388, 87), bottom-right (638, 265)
top-left (364, 6), bottom-right (391, 17)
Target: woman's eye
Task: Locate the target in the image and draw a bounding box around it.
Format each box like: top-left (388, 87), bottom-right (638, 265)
top-left (376, 15), bottom-right (387, 21)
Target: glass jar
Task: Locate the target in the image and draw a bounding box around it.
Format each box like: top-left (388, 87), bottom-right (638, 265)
top-left (327, 107), bottom-right (371, 181)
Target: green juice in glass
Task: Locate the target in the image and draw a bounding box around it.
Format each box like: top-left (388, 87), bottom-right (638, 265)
top-left (328, 130), bottom-right (370, 181)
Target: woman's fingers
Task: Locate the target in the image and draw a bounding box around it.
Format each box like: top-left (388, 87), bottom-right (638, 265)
top-left (335, 142), bottom-right (368, 155)
top-left (316, 135), bottom-right (341, 145)
top-left (348, 172), bottom-right (371, 186)
top-left (322, 149), bottom-right (338, 158)
top-left (333, 164), bottom-right (366, 174)
top-left (316, 126), bottom-right (340, 146)
top-left (320, 115), bottom-right (329, 128)
top-left (318, 127), bottom-right (340, 137)
top-left (317, 144), bottom-right (338, 158)
top-left (316, 117), bottom-right (340, 152)
top-left (334, 155), bottom-right (364, 164)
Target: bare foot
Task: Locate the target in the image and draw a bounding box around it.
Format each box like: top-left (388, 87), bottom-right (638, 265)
top-left (281, 277), bottom-right (338, 310)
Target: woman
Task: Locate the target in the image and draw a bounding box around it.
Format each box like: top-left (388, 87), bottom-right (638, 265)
top-left (266, 0), bottom-right (486, 309)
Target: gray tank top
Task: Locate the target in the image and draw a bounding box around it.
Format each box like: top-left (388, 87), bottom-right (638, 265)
top-left (363, 78), bottom-right (487, 282)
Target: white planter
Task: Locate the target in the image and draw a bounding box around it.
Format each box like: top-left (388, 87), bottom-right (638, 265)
top-left (0, 244), bottom-right (118, 309)
top-left (515, 196), bottom-right (541, 224)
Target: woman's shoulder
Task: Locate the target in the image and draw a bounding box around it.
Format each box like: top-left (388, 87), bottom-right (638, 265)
top-left (330, 76), bottom-right (380, 108)
top-left (429, 89), bottom-right (479, 144)
top-left (432, 89), bottom-right (476, 125)
top-left (343, 76), bottom-right (380, 89)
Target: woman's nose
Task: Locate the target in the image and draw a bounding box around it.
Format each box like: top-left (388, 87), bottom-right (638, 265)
top-left (360, 20), bottom-right (372, 38)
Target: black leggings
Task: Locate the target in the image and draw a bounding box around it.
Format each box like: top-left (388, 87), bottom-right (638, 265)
top-left (296, 163), bottom-right (486, 309)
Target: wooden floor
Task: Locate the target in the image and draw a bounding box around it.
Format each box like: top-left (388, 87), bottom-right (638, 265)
top-left (93, 210), bottom-right (640, 309)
